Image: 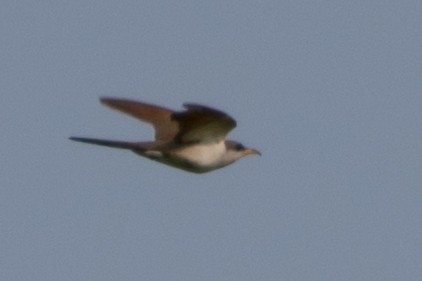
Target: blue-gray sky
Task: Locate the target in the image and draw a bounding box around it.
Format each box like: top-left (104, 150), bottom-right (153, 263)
top-left (1, 1), bottom-right (421, 280)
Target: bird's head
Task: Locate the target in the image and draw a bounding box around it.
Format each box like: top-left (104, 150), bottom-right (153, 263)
top-left (224, 140), bottom-right (261, 162)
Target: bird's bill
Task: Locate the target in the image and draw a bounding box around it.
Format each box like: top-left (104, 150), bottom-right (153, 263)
top-left (244, 148), bottom-right (261, 156)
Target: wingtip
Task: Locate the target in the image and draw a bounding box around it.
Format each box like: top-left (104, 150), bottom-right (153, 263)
top-left (182, 103), bottom-right (211, 111)
top-left (99, 96), bottom-right (117, 105)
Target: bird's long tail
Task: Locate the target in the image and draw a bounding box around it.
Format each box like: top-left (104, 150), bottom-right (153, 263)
top-left (69, 137), bottom-right (137, 150)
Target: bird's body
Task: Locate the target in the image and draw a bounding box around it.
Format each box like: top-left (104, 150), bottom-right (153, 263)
top-left (70, 98), bottom-right (260, 173)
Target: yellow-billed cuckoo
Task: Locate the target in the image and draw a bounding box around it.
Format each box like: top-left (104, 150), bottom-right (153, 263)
top-left (70, 97), bottom-right (260, 173)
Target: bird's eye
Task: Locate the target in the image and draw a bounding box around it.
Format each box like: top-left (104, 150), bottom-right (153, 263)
top-left (235, 143), bottom-right (245, 151)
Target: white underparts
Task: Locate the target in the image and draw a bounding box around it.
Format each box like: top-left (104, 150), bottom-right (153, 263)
top-left (171, 141), bottom-right (227, 167)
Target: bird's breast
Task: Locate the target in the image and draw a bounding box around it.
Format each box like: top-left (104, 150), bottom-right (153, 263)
top-left (170, 141), bottom-right (227, 167)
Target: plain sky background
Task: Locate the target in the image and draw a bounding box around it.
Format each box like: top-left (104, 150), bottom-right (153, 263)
top-left (1, 1), bottom-right (421, 280)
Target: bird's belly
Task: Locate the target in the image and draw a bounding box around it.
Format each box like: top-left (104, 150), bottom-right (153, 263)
top-left (152, 142), bottom-right (226, 173)
top-left (136, 142), bottom-right (227, 173)
top-left (173, 142), bottom-right (225, 164)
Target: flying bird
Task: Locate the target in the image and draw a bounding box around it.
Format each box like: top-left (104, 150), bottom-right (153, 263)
top-left (70, 97), bottom-right (260, 173)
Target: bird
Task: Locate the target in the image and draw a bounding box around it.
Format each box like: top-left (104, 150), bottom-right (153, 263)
top-left (70, 97), bottom-right (260, 173)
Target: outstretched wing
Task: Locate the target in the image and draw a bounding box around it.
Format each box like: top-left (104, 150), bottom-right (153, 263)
top-left (172, 104), bottom-right (236, 144)
top-left (100, 97), bottom-right (178, 141)
top-left (100, 98), bottom-right (237, 144)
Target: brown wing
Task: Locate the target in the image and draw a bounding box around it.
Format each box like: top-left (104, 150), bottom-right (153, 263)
top-left (171, 103), bottom-right (237, 143)
top-left (100, 97), bottom-right (178, 141)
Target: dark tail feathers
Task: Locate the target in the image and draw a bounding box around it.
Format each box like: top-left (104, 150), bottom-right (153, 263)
top-left (69, 137), bottom-right (136, 150)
